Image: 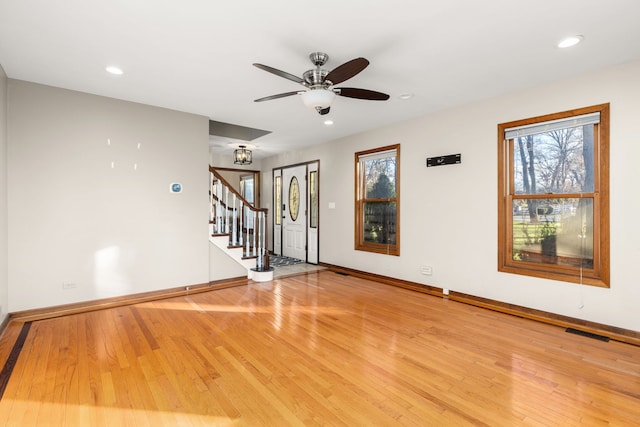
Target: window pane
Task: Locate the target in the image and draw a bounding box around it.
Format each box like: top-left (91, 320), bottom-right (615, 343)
top-left (513, 124), bottom-right (595, 194)
top-left (310, 171), bottom-right (318, 228)
top-left (275, 176), bottom-right (281, 226)
top-left (363, 201), bottom-right (397, 245)
top-left (512, 198), bottom-right (593, 268)
top-left (356, 144), bottom-right (400, 256)
top-left (241, 176), bottom-right (254, 203)
top-left (363, 156), bottom-right (396, 198)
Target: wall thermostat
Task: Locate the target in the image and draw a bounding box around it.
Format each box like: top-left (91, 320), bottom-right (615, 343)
top-left (170, 183), bottom-right (183, 193)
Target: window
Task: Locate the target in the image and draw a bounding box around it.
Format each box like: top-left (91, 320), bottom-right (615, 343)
top-left (498, 104), bottom-right (609, 287)
top-left (310, 171), bottom-right (318, 228)
top-left (240, 174), bottom-right (254, 204)
top-left (355, 144), bottom-right (400, 255)
top-left (274, 175), bottom-right (282, 226)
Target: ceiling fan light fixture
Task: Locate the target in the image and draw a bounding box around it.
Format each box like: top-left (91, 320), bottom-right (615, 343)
top-left (234, 145), bottom-right (252, 165)
top-left (301, 88), bottom-right (335, 109)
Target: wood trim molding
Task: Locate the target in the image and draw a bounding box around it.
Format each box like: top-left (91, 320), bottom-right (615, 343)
top-left (321, 263), bottom-right (442, 297)
top-left (321, 263), bottom-right (640, 347)
top-left (9, 276), bottom-right (250, 323)
top-left (497, 103), bottom-right (610, 287)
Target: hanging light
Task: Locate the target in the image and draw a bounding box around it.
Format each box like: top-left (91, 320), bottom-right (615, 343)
top-left (234, 145), bottom-right (252, 165)
top-left (300, 88), bottom-right (335, 109)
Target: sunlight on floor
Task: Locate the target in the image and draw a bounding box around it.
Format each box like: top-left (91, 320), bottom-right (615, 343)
top-left (140, 299), bottom-right (346, 316)
top-left (272, 263), bottom-right (326, 278)
top-left (1, 400), bottom-right (241, 426)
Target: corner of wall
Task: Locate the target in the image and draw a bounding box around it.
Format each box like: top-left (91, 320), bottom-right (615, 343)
top-left (0, 64), bottom-right (9, 321)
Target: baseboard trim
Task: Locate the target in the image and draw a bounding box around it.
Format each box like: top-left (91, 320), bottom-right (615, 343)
top-left (321, 263), bottom-right (640, 347)
top-left (9, 276), bottom-right (250, 323)
top-left (321, 263), bottom-right (443, 297)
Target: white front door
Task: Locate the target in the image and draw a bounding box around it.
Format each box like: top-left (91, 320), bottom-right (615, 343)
top-left (282, 165), bottom-right (307, 261)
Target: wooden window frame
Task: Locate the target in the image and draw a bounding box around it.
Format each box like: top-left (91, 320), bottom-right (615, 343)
top-left (355, 144), bottom-right (400, 256)
top-left (497, 104), bottom-right (610, 287)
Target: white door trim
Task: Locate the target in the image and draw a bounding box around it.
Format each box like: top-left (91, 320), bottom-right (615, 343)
top-left (272, 161), bottom-right (319, 263)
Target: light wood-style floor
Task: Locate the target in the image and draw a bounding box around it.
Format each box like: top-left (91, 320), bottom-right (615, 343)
top-left (0, 271), bottom-right (638, 426)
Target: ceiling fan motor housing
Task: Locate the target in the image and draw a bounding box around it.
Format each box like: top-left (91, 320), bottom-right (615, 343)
top-left (303, 69), bottom-right (330, 86)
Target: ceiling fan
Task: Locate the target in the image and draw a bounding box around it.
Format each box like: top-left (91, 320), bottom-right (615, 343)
top-left (253, 52), bottom-right (390, 115)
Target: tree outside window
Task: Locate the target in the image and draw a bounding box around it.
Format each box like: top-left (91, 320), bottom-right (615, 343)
top-left (498, 104), bottom-right (609, 287)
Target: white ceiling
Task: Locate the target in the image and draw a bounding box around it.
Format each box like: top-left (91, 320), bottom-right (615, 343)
top-left (2, 0), bottom-right (639, 159)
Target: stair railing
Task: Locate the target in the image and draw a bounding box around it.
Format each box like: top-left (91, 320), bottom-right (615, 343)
top-left (209, 167), bottom-right (270, 271)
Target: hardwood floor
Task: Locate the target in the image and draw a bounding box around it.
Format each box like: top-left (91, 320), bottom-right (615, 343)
top-left (0, 270), bottom-right (638, 426)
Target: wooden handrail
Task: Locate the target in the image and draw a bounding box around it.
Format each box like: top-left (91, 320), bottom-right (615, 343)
top-left (209, 167), bottom-right (267, 214)
top-left (210, 166), bottom-right (270, 271)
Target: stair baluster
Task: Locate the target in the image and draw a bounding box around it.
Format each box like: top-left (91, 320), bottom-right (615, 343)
top-left (231, 193), bottom-right (237, 245)
top-left (215, 180), bottom-right (221, 234)
top-left (239, 200), bottom-right (244, 246)
top-left (252, 210), bottom-right (257, 257)
top-left (210, 167), bottom-right (270, 273)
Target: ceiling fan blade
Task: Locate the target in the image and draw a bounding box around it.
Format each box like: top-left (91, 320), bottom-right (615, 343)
top-left (336, 87), bottom-right (390, 101)
top-left (253, 63), bottom-right (305, 85)
top-left (254, 91), bottom-right (301, 102)
top-left (325, 58), bottom-right (369, 85)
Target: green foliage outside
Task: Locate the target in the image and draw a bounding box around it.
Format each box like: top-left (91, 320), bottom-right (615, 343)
top-left (512, 220), bottom-right (559, 248)
top-left (365, 173), bottom-right (396, 244)
top-left (367, 173), bottom-right (396, 199)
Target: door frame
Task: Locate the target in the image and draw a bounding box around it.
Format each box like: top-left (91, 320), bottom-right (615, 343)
top-left (272, 160), bottom-right (320, 264)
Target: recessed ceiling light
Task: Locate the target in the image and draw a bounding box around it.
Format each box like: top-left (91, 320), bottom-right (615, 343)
top-left (557, 35), bottom-right (584, 48)
top-left (398, 93), bottom-right (414, 100)
top-left (324, 120), bottom-right (334, 126)
top-left (105, 66), bottom-right (124, 75)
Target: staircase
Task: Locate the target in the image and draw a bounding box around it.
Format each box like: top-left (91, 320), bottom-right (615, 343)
top-left (209, 167), bottom-right (273, 282)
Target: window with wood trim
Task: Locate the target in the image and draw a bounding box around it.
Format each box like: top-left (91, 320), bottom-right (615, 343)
top-left (498, 104), bottom-right (609, 287)
top-left (355, 144), bottom-right (400, 256)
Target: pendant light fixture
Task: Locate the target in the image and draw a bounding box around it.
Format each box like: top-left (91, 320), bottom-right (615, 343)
top-left (234, 145), bottom-right (252, 165)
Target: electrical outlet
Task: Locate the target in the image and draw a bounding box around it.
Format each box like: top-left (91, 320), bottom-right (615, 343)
top-left (420, 266), bottom-right (432, 275)
top-left (62, 282), bottom-right (77, 290)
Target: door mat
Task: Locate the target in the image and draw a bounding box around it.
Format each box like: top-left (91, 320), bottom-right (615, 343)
top-left (270, 255), bottom-right (305, 267)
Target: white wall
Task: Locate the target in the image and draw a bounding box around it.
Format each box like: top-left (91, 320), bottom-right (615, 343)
top-left (209, 242), bottom-right (248, 281)
top-left (261, 59), bottom-right (640, 332)
top-left (7, 80), bottom-right (210, 312)
top-left (0, 65), bottom-right (8, 321)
